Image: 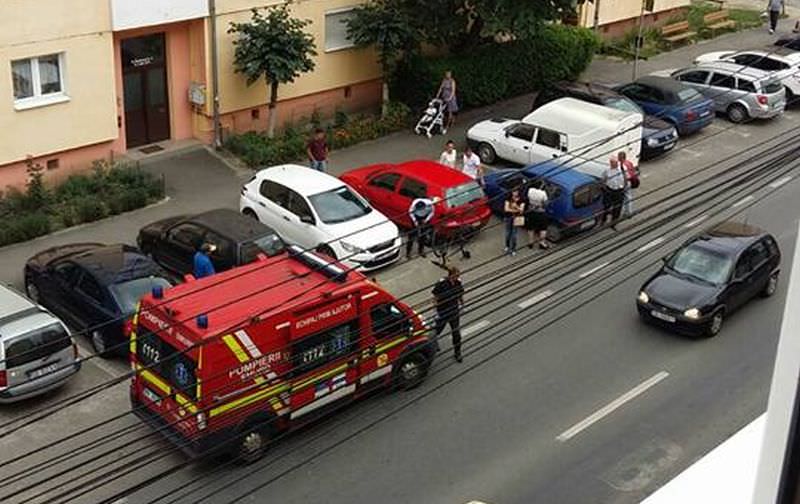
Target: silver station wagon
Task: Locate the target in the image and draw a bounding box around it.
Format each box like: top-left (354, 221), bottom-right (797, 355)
top-left (0, 284), bottom-right (80, 402)
top-left (664, 61), bottom-right (786, 123)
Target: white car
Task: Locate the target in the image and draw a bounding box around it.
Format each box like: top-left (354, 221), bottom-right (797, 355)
top-left (239, 164), bottom-right (402, 271)
top-left (693, 48), bottom-right (800, 99)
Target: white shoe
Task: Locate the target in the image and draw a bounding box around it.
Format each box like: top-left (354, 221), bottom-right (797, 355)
top-left (442, 128), bottom-right (448, 134)
top-left (769, 28), bottom-right (775, 34)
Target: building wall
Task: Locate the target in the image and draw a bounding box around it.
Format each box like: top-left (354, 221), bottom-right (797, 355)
top-left (579, 0), bottom-right (691, 35)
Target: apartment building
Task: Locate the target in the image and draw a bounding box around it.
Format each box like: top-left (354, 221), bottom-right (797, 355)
top-left (0, 0), bottom-right (381, 188)
top-left (577, 0), bottom-right (691, 38)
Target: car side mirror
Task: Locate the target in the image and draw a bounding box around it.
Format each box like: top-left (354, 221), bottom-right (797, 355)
top-left (300, 215), bottom-right (315, 225)
top-left (504, 131), bottom-right (510, 138)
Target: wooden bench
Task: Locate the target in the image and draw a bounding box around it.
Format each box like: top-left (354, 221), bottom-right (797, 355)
top-left (661, 21), bottom-right (697, 46)
top-left (704, 9), bottom-right (737, 35)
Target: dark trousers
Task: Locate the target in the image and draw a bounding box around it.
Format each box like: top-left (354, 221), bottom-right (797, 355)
top-left (603, 188), bottom-right (625, 224)
top-left (770, 9), bottom-right (780, 30)
top-left (433, 311), bottom-right (461, 358)
top-left (406, 223), bottom-right (430, 256)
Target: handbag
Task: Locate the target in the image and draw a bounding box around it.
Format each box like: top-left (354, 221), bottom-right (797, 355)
top-left (513, 215), bottom-right (525, 227)
top-left (630, 175), bottom-right (640, 189)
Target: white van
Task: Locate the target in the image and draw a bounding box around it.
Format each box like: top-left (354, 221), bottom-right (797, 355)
top-left (466, 97), bottom-right (643, 169)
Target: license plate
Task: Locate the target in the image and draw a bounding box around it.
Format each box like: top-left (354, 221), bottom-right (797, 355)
top-left (143, 387), bottom-right (161, 404)
top-left (663, 142), bottom-right (676, 151)
top-left (580, 218), bottom-right (595, 230)
top-left (651, 310), bottom-right (676, 323)
top-left (28, 363), bottom-right (58, 380)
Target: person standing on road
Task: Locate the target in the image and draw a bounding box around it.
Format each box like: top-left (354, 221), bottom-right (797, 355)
top-left (407, 197), bottom-right (436, 259)
top-left (439, 140), bottom-right (458, 169)
top-left (462, 145), bottom-right (484, 183)
top-left (768, 0), bottom-right (783, 33)
top-left (193, 243), bottom-right (216, 279)
top-left (602, 157), bottom-right (627, 229)
top-left (307, 128), bottom-right (328, 172)
top-left (431, 266), bottom-right (464, 362)
top-left (504, 189), bottom-right (525, 256)
top-left (437, 71), bottom-right (458, 134)
top-left (618, 151), bottom-right (639, 218)
top-left (525, 180), bottom-right (550, 250)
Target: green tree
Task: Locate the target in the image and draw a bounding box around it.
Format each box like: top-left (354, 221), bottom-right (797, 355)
top-left (347, 1), bottom-right (419, 115)
top-left (228, 4), bottom-right (317, 138)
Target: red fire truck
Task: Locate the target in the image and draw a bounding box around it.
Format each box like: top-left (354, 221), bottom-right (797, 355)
top-left (130, 246), bottom-right (433, 462)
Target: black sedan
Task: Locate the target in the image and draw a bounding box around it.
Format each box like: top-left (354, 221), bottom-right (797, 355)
top-left (531, 81), bottom-right (678, 159)
top-left (637, 222), bottom-right (781, 337)
top-left (24, 243), bottom-right (172, 356)
top-left (137, 208), bottom-right (285, 277)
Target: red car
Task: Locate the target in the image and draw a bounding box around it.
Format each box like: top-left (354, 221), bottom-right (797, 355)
top-left (340, 160), bottom-right (492, 238)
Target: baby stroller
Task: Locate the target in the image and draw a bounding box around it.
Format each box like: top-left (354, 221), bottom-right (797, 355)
top-left (414, 98), bottom-right (446, 138)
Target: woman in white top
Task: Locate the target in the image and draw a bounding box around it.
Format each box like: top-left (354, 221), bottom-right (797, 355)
top-left (439, 140), bottom-right (458, 169)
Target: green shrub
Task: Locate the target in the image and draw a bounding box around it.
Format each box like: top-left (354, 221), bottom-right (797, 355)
top-left (0, 212), bottom-right (51, 246)
top-left (391, 25), bottom-right (599, 109)
top-left (72, 196), bottom-right (108, 224)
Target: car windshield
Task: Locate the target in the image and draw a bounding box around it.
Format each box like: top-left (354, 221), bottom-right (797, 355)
top-left (667, 244), bottom-right (733, 285)
top-left (677, 88), bottom-right (704, 103)
top-left (445, 182), bottom-right (484, 208)
top-left (109, 277), bottom-right (172, 315)
top-left (241, 234), bottom-right (285, 263)
top-left (308, 186), bottom-right (372, 224)
top-left (605, 97), bottom-right (642, 114)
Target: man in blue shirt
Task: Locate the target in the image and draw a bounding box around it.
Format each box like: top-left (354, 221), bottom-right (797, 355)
top-left (193, 243), bottom-right (216, 278)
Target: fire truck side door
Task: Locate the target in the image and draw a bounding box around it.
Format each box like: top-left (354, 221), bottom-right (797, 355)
top-left (362, 302), bottom-right (410, 385)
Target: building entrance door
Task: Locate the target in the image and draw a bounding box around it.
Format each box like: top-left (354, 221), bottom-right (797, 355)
top-left (121, 33), bottom-right (170, 148)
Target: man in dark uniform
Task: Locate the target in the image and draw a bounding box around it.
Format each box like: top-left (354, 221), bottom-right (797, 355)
top-left (431, 266), bottom-right (465, 362)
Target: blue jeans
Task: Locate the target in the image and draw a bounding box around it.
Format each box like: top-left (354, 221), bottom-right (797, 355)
top-left (310, 160), bottom-right (327, 172)
top-left (504, 217), bottom-right (517, 253)
top-left (624, 187), bottom-right (634, 216)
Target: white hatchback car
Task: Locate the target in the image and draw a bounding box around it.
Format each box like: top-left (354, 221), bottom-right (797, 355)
top-left (239, 164), bottom-right (402, 271)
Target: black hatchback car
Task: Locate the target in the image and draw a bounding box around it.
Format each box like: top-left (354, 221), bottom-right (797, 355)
top-left (637, 222), bottom-right (781, 337)
top-left (531, 81), bottom-right (678, 159)
top-left (137, 208), bottom-right (285, 277)
top-left (24, 243), bottom-right (173, 356)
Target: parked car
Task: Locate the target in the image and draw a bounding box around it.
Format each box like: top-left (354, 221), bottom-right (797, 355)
top-left (239, 164), bottom-right (402, 271)
top-left (0, 284), bottom-right (80, 403)
top-left (482, 162), bottom-right (604, 242)
top-left (637, 222), bottom-right (781, 337)
top-left (615, 76), bottom-right (715, 135)
top-left (663, 62), bottom-right (786, 123)
top-left (693, 48), bottom-right (800, 102)
top-left (466, 97), bottom-right (642, 168)
top-left (339, 160), bottom-right (492, 239)
top-left (531, 81), bottom-right (678, 159)
top-left (138, 208), bottom-right (285, 277)
top-left (24, 243), bottom-right (173, 356)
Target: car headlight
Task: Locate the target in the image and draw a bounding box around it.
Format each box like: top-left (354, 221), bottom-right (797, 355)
top-left (638, 291), bottom-right (650, 303)
top-left (340, 241), bottom-right (365, 254)
top-left (683, 308), bottom-right (701, 319)
top-left (646, 137), bottom-right (659, 147)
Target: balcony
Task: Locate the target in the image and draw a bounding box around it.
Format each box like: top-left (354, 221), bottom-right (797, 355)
top-left (111, 0), bottom-right (208, 31)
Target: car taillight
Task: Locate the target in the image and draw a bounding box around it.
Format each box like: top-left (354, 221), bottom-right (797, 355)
top-left (685, 109), bottom-right (697, 121)
top-left (757, 95), bottom-right (768, 105)
top-left (0, 370), bottom-right (6, 388)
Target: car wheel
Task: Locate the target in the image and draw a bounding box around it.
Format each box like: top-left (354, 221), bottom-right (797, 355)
top-left (786, 88), bottom-right (796, 108)
top-left (705, 309), bottom-right (725, 338)
top-left (727, 103), bottom-right (748, 124)
top-left (477, 143), bottom-right (497, 164)
top-left (546, 224), bottom-right (563, 243)
top-left (395, 352), bottom-right (430, 391)
top-left (762, 271), bottom-right (779, 297)
top-left (236, 426), bottom-right (268, 464)
top-left (316, 245), bottom-right (336, 260)
top-left (91, 330), bottom-right (109, 357)
top-left (25, 278), bottom-right (40, 303)
top-left (242, 208), bottom-right (258, 220)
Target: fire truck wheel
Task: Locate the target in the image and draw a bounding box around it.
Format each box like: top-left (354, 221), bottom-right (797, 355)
top-left (236, 425), bottom-right (269, 464)
top-left (395, 352), bottom-right (430, 390)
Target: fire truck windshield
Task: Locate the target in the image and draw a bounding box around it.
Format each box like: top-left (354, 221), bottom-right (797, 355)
top-left (136, 329), bottom-right (197, 400)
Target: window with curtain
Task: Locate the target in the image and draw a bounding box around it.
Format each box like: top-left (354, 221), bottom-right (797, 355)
top-left (324, 9), bottom-right (356, 52)
top-left (11, 53), bottom-right (65, 106)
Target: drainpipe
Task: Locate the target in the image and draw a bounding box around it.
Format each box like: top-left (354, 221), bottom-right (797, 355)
top-left (593, 0), bottom-right (601, 31)
top-left (209, 0), bottom-right (222, 149)
top-left (632, 0), bottom-right (647, 80)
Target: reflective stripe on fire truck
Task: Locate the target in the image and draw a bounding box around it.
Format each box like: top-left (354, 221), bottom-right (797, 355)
top-left (209, 382), bottom-right (290, 418)
top-left (136, 364), bottom-right (198, 414)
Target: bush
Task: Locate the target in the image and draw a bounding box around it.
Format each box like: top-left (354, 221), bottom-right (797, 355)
top-left (0, 212), bottom-right (51, 246)
top-left (71, 196), bottom-right (108, 224)
top-left (391, 25), bottom-right (599, 109)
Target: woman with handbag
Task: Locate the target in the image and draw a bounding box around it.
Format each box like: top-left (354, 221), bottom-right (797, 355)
top-left (504, 189), bottom-right (525, 256)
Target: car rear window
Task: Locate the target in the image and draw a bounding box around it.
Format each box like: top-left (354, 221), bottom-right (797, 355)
top-left (573, 184), bottom-right (602, 209)
top-left (677, 88), bottom-right (704, 103)
top-left (445, 181), bottom-right (484, 208)
top-left (4, 323), bottom-right (71, 368)
top-left (763, 80), bottom-right (783, 94)
top-left (136, 328), bottom-right (197, 400)
top-left (240, 233), bottom-right (285, 263)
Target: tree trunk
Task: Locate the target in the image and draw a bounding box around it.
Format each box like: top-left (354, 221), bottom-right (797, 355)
top-left (381, 80), bottom-right (390, 117)
top-left (266, 80), bottom-right (279, 138)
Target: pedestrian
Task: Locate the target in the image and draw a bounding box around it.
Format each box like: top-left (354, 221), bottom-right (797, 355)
top-left (193, 243), bottom-right (216, 279)
top-left (307, 128), bottom-right (328, 172)
top-left (602, 157), bottom-right (627, 229)
top-left (525, 180), bottom-right (550, 250)
top-left (436, 70), bottom-right (458, 134)
top-left (503, 189), bottom-right (525, 256)
top-left (618, 151), bottom-right (639, 218)
top-left (407, 196), bottom-right (436, 259)
top-left (431, 266), bottom-right (464, 362)
top-left (439, 140), bottom-right (458, 169)
top-left (768, 0), bottom-right (783, 33)
top-left (462, 145), bottom-right (484, 182)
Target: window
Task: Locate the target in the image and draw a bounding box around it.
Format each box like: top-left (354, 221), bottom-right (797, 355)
top-left (536, 128), bottom-right (562, 149)
top-left (668, 244), bottom-right (733, 285)
top-left (291, 321), bottom-right (357, 375)
top-left (748, 242), bottom-right (770, 269)
top-left (765, 236), bottom-right (780, 257)
top-left (764, 80), bottom-right (784, 94)
top-left (259, 180), bottom-right (290, 208)
top-left (77, 275), bottom-right (105, 306)
top-left (3, 323), bottom-right (71, 368)
top-left (543, 182), bottom-right (562, 201)
top-left (445, 181), bottom-right (483, 208)
top-left (398, 177), bottom-right (428, 199)
top-left (168, 223), bottom-right (205, 249)
top-left (507, 124), bottom-right (535, 142)
top-left (53, 262), bottom-right (82, 287)
top-left (136, 329), bottom-right (197, 400)
top-left (676, 88), bottom-right (703, 103)
top-left (287, 190), bottom-right (315, 221)
top-left (573, 183), bottom-right (602, 208)
top-left (620, 83), bottom-right (655, 102)
top-left (732, 54), bottom-right (760, 67)
top-left (499, 174), bottom-right (529, 191)
top-left (308, 186), bottom-right (371, 224)
top-left (737, 78), bottom-right (757, 93)
top-left (324, 9), bottom-right (356, 52)
top-left (676, 70), bottom-right (709, 84)
top-left (240, 234), bottom-right (285, 263)
top-left (369, 172), bottom-right (401, 191)
top-left (109, 277), bottom-right (171, 316)
top-left (371, 303), bottom-right (409, 339)
top-left (710, 73), bottom-right (736, 89)
top-left (11, 53), bottom-right (67, 109)
top-left (203, 231), bottom-right (234, 266)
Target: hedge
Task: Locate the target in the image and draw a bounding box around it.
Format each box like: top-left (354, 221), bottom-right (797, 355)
top-left (391, 25), bottom-right (599, 110)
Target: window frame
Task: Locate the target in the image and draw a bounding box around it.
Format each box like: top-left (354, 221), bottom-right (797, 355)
top-left (324, 7), bottom-right (357, 53)
top-left (11, 52), bottom-right (69, 110)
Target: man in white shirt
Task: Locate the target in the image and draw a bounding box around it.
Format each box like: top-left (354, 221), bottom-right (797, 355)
top-left (602, 157), bottom-right (627, 229)
top-left (461, 146), bottom-right (483, 181)
top-left (407, 197), bottom-right (436, 258)
top-left (439, 140), bottom-right (458, 169)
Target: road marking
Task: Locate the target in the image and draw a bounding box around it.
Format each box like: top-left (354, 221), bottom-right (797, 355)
top-left (579, 262), bottom-right (609, 279)
top-left (682, 148), bottom-right (702, 157)
top-left (731, 195), bottom-right (754, 208)
top-left (517, 289), bottom-right (554, 309)
top-left (556, 371), bottom-right (670, 442)
top-left (462, 319), bottom-right (492, 336)
top-left (770, 175), bottom-right (793, 189)
top-left (684, 214), bottom-right (708, 228)
top-left (75, 342), bottom-right (119, 377)
top-left (637, 237), bottom-right (664, 253)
